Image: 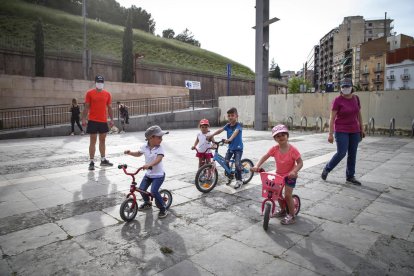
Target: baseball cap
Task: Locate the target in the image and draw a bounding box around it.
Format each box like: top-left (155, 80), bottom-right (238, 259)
top-left (340, 78), bottom-right (352, 88)
top-left (271, 124), bottom-right (289, 137)
top-left (95, 75), bottom-right (105, 83)
top-left (145, 125), bottom-right (169, 139)
top-left (199, 119), bottom-right (210, 126)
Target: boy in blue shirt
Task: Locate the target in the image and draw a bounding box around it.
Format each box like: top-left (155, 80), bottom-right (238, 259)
top-left (208, 107), bottom-right (244, 188)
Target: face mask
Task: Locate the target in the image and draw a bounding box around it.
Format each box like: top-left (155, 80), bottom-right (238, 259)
top-left (341, 87), bottom-right (352, 95)
top-left (96, 83), bottom-right (104, 90)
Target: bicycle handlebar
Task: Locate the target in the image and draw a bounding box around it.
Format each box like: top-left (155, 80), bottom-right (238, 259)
top-left (118, 164), bottom-right (152, 176)
top-left (192, 139), bottom-right (226, 154)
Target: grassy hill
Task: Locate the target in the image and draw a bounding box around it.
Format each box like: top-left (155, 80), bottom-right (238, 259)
top-left (0, 0), bottom-right (254, 78)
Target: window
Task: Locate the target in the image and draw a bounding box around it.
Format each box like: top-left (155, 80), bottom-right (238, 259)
top-left (368, 23), bottom-right (372, 27)
top-left (377, 63), bottom-right (381, 70)
top-left (364, 65), bottom-right (368, 73)
top-left (368, 30), bottom-right (372, 34)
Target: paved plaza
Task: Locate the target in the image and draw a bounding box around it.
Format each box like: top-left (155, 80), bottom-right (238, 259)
top-left (0, 128), bottom-right (413, 275)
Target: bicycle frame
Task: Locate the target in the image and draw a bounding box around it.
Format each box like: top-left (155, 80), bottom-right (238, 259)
top-left (119, 164), bottom-right (155, 209)
top-left (260, 172), bottom-right (286, 217)
top-left (194, 140), bottom-right (235, 175)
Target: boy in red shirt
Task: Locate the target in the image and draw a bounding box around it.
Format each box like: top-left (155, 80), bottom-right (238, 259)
top-left (82, 75), bottom-right (114, 170)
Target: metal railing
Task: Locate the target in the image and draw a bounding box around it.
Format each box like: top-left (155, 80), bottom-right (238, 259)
top-left (300, 116), bottom-right (307, 132)
top-left (368, 117), bottom-right (375, 136)
top-left (389, 118), bottom-right (395, 136)
top-left (0, 95), bottom-right (216, 131)
top-left (315, 116), bottom-right (323, 132)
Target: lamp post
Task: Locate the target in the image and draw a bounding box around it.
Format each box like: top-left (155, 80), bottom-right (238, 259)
top-left (254, 0), bottom-right (279, 130)
top-left (82, 0), bottom-right (88, 80)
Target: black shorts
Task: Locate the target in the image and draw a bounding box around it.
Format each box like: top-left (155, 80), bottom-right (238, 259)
top-left (86, 120), bottom-right (109, 134)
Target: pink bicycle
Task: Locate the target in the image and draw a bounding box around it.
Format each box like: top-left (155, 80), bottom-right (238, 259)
top-left (260, 170), bottom-right (301, 230)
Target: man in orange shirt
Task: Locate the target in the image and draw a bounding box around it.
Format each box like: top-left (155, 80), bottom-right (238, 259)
top-left (82, 75), bottom-right (114, 170)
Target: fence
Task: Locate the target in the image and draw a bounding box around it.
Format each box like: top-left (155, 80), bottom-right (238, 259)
top-left (0, 95), bottom-right (216, 131)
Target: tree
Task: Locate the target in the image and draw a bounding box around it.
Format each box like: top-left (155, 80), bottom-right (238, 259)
top-left (174, 28), bottom-right (201, 47)
top-left (162, 29), bottom-right (175, 39)
top-left (122, 11), bottom-right (134, 82)
top-left (33, 18), bottom-right (45, 77)
top-left (288, 77), bottom-right (312, 93)
top-left (269, 58), bottom-right (281, 80)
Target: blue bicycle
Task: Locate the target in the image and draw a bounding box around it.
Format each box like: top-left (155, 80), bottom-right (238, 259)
top-left (194, 140), bottom-right (254, 193)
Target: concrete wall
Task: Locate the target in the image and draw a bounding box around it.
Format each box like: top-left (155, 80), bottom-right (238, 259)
top-left (0, 107), bottom-right (220, 140)
top-left (0, 74), bottom-right (189, 108)
top-left (219, 91), bottom-right (414, 131)
top-left (0, 49), bottom-right (287, 103)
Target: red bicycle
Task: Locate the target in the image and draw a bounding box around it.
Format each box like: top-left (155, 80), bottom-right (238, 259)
top-left (118, 164), bottom-right (173, 222)
top-left (259, 170), bottom-right (301, 230)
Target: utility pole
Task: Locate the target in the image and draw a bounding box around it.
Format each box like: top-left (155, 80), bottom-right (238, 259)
top-left (82, 0), bottom-right (89, 80)
top-left (254, 0), bottom-right (279, 130)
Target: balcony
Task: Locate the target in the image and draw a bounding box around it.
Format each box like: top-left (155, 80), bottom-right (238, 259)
top-left (372, 78), bottom-right (383, 83)
top-left (360, 79), bottom-right (369, 85)
top-left (362, 70), bottom-right (369, 75)
top-left (387, 75), bottom-right (395, 81)
top-left (374, 67), bottom-right (383, 73)
top-left (401, 74), bottom-right (411, 81)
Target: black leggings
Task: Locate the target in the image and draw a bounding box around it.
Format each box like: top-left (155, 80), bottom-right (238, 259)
top-left (71, 116), bottom-right (83, 132)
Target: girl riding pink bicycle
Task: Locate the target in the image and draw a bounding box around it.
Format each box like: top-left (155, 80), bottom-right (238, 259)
top-left (252, 124), bottom-right (303, 225)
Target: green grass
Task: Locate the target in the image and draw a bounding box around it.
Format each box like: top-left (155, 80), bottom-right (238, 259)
top-left (0, 0), bottom-right (255, 78)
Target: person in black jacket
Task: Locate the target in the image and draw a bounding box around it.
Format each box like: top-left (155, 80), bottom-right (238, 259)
top-left (119, 103), bottom-right (129, 133)
top-left (70, 98), bottom-right (84, 135)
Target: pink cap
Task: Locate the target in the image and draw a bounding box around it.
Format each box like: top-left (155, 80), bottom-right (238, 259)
top-left (199, 119), bottom-right (210, 126)
top-left (272, 124), bottom-right (289, 137)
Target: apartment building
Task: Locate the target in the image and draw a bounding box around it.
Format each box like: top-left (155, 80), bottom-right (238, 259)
top-left (385, 46), bottom-right (414, 90)
top-left (313, 15), bottom-right (393, 91)
top-left (360, 35), bottom-right (414, 91)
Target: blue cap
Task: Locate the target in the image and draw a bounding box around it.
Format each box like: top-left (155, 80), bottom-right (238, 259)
top-left (340, 78), bottom-right (352, 88)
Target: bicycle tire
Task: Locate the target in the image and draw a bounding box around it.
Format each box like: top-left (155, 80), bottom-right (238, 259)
top-left (241, 158), bottom-right (254, 184)
top-left (286, 195), bottom-right (301, 216)
top-left (120, 198), bottom-right (138, 222)
top-left (157, 189), bottom-right (173, 209)
top-left (263, 202), bottom-right (271, 231)
top-left (195, 163), bottom-right (218, 193)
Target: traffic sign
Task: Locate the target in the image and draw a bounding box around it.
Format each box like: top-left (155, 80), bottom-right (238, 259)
top-left (185, 80), bottom-right (201, 90)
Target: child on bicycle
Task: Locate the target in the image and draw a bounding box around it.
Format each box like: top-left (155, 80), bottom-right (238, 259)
top-left (252, 124), bottom-right (303, 225)
top-left (191, 119), bottom-right (214, 168)
top-left (124, 125), bottom-right (169, 219)
top-left (207, 107), bottom-right (244, 189)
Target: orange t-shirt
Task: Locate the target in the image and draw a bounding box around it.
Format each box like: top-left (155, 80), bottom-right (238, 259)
top-left (84, 89), bottom-right (112, 123)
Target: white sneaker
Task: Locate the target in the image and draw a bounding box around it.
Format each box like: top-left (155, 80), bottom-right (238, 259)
top-left (234, 180), bottom-right (243, 189)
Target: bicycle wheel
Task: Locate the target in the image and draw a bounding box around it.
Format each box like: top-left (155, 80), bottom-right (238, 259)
top-left (292, 195), bottom-right (301, 215)
top-left (195, 163), bottom-right (218, 193)
top-left (263, 202), bottom-right (271, 231)
top-left (286, 195), bottom-right (301, 216)
top-left (157, 189), bottom-right (173, 209)
top-left (241, 158), bottom-right (254, 184)
top-left (120, 198), bottom-right (138, 222)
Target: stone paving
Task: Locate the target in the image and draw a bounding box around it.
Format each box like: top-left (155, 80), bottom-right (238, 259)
top-left (0, 129), bottom-right (413, 275)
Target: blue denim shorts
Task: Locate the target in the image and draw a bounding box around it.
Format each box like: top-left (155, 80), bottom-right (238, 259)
top-left (285, 177), bottom-right (297, 188)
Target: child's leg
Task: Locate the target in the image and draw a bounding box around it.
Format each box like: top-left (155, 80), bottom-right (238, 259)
top-left (224, 150), bottom-right (234, 169)
top-left (150, 174), bottom-right (166, 210)
top-left (284, 186), bottom-right (295, 216)
top-left (138, 176), bottom-right (152, 203)
top-left (198, 157), bottom-right (204, 168)
top-left (234, 150), bottom-right (243, 180)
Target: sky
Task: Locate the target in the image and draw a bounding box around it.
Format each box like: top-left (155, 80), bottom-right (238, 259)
top-left (116, 0), bottom-right (414, 73)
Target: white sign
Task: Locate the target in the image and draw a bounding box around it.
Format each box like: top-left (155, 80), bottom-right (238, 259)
top-left (185, 80), bottom-right (201, 90)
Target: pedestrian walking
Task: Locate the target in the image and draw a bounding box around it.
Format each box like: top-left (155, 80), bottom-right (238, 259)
top-left (321, 78), bottom-right (365, 185)
top-left (69, 98), bottom-right (84, 135)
